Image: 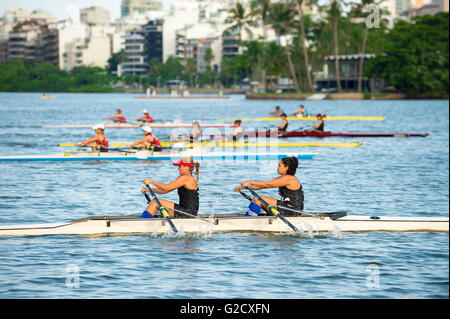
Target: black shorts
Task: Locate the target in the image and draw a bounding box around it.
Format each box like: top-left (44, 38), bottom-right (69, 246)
top-left (276, 200), bottom-right (303, 216)
top-left (173, 204), bottom-right (198, 218)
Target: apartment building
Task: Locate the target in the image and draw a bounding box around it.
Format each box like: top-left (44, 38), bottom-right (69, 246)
top-left (121, 0), bottom-right (163, 18)
top-left (119, 19), bottom-right (164, 75)
top-left (4, 20), bottom-right (59, 66)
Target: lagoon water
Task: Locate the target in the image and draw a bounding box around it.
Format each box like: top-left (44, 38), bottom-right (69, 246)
top-left (0, 93), bottom-right (448, 298)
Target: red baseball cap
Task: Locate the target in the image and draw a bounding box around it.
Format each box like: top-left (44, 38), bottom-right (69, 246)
top-left (173, 158), bottom-right (194, 169)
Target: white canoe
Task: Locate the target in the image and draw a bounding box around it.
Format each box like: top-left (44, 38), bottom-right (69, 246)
top-left (0, 214), bottom-right (447, 237)
top-left (0, 151), bottom-right (318, 162)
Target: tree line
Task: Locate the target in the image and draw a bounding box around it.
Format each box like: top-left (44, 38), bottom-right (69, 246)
top-left (0, 0), bottom-right (448, 97)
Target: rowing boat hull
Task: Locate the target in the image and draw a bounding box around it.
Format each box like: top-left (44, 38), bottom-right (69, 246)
top-left (0, 215), bottom-right (447, 237)
top-left (0, 151), bottom-right (318, 162)
top-left (219, 116), bottom-right (385, 121)
top-left (57, 141), bottom-right (363, 148)
top-left (240, 131), bottom-right (431, 138)
top-left (42, 123), bottom-right (233, 129)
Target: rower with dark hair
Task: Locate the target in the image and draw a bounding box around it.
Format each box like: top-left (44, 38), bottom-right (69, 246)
top-left (277, 113), bottom-right (289, 133)
top-left (190, 121), bottom-right (202, 143)
top-left (269, 105), bottom-right (283, 117)
top-left (308, 114), bottom-right (325, 132)
top-left (234, 157), bottom-right (304, 216)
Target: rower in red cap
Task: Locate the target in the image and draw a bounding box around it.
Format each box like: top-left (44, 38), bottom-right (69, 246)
top-left (140, 157), bottom-right (200, 218)
top-left (126, 126), bottom-right (162, 151)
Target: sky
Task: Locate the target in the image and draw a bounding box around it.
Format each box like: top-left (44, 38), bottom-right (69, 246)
top-left (0, 0), bottom-right (186, 21)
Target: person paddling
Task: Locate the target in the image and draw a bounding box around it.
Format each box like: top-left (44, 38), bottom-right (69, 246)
top-left (106, 109), bottom-right (127, 123)
top-left (76, 123), bottom-right (109, 152)
top-left (135, 109), bottom-right (154, 123)
top-left (141, 157), bottom-right (200, 218)
top-left (269, 106), bottom-right (283, 117)
top-left (234, 157), bottom-right (304, 216)
top-left (292, 105), bottom-right (308, 118)
top-left (308, 114), bottom-right (325, 132)
top-left (277, 113), bottom-right (289, 133)
top-left (190, 121), bottom-right (202, 142)
top-left (126, 126), bottom-right (162, 151)
top-left (224, 119), bottom-right (243, 142)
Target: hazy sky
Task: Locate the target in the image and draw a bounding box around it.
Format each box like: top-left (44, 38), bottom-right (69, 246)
top-left (0, 0), bottom-right (186, 21)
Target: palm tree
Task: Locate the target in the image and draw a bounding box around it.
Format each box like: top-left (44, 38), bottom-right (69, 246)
top-left (268, 1), bottom-right (301, 92)
top-left (250, 0), bottom-right (271, 91)
top-left (185, 57), bottom-right (197, 87)
top-left (353, 0), bottom-right (388, 92)
top-left (225, 2), bottom-right (255, 47)
top-left (295, 0), bottom-right (314, 92)
top-left (331, 0), bottom-right (343, 92)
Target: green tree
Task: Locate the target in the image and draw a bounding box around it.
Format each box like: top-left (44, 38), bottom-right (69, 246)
top-left (268, 0), bottom-right (300, 92)
top-left (365, 13), bottom-right (449, 96)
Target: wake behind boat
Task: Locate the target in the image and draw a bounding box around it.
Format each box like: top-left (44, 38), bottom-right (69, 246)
top-left (0, 213), bottom-right (447, 237)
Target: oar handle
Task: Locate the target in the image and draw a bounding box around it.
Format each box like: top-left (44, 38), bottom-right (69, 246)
top-left (145, 184), bottom-right (178, 233)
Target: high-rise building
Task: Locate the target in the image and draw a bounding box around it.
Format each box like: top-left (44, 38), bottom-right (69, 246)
top-left (121, 0), bottom-right (163, 18)
top-left (119, 19), bottom-right (164, 75)
top-left (80, 6), bottom-right (110, 25)
top-left (4, 20), bottom-right (59, 66)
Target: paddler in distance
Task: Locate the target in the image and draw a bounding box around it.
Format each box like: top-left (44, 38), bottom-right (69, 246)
top-left (141, 157), bottom-right (200, 218)
top-left (189, 121), bottom-right (202, 142)
top-left (76, 123), bottom-right (109, 152)
top-left (277, 113), bottom-right (289, 133)
top-left (125, 126), bottom-right (162, 151)
top-left (224, 119), bottom-right (243, 142)
top-left (234, 157), bottom-right (304, 216)
top-left (135, 109), bottom-right (154, 123)
top-left (292, 105), bottom-right (309, 118)
top-left (269, 105), bottom-right (283, 117)
top-left (307, 113), bottom-right (325, 132)
top-left (106, 108), bottom-right (127, 123)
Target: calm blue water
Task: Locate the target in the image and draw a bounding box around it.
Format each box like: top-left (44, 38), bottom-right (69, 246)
top-left (0, 93), bottom-right (448, 299)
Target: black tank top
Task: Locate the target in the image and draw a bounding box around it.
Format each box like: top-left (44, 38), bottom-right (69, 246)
top-left (317, 121), bottom-right (324, 132)
top-left (279, 185), bottom-right (304, 209)
top-left (279, 121), bottom-right (288, 132)
top-left (178, 186), bottom-right (199, 213)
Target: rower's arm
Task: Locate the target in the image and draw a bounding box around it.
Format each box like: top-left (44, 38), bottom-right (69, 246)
top-left (246, 177), bottom-right (286, 189)
top-left (152, 176), bottom-right (187, 193)
top-left (79, 135), bottom-right (98, 146)
top-left (127, 137), bottom-right (146, 148)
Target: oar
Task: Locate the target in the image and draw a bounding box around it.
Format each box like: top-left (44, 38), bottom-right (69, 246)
top-left (238, 190), bottom-right (347, 221)
top-left (245, 186), bottom-right (299, 233)
top-left (145, 184), bottom-right (178, 233)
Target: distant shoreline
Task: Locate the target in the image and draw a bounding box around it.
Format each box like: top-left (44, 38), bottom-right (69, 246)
top-left (245, 92), bottom-right (450, 100)
top-left (1, 90), bottom-right (448, 100)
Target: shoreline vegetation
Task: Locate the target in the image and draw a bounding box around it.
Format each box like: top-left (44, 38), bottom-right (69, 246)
top-left (0, 12), bottom-right (447, 100)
